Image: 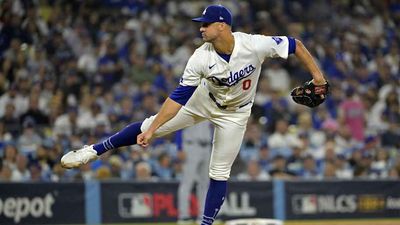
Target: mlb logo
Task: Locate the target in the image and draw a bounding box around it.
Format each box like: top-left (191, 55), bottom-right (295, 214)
top-left (292, 194), bottom-right (317, 214)
top-left (118, 193), bottom-right (152, 218)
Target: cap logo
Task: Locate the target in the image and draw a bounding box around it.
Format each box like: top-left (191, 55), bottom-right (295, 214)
top-left (219, 16), bottom-right (224, 20)
top-left (202, 8), bottom-right (207, 15)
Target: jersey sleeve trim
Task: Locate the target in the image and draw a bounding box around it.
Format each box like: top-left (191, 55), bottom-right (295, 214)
top-left (169, 85), bottom-right (197, 105)
top-left (288, 36), bottom-right (296, 55)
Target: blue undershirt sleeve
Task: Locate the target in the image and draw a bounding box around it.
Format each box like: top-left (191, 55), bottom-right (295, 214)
top-left (288, 37), bottom-right (296, 55)
top-left (169, 85), bottom-right (197, 105)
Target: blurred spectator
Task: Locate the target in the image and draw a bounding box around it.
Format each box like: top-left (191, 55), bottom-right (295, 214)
top-left (380, 91), bottom-right (400, 147)
top-left (98, 42), bottom-right (124, 86)
top-left (19, 94), bottom-right (49, 126)
top-left (50, 163), bottom-right (66, 182)
top-left (140, 92), bottom-right (159, 118)
top-left (153, 65), bottom-right (178, 99)
top-left (298, 155), bottom-right (321, 179)
top-left (296, 112), bottom-right (325, 147)
top-left (268, 119), bottom-right (297, 158)
top-left (287, 140), bottom-right (305, 175)
top-left (258, 145), bottom-right (272, 172)
top-left (29, 163), bottom-right (43, 181)
top-left (334, 125), bottom-right (358, 157)
top-left (240, 121), bottom-right (267, 161)
top-left (269, 155), bottom-right (295, 179)
top-left (11, 154), bottom-right (30, 181)
top-left (338, 87), bottom-right (366, 142)
top-left (321, 118), bottom-right (339, 139)
top-left (0, 164), bottom-right (12, 181)
top-left (77, 102), bottom-right (110, 132)
top-left (0, 84), bottom-right (28, 117)
top-left (371, 148), bottom-right (390, 177)
top-left (17, 120), bottom-right (42, 155)
top-left (109, 155), bottom-right (123, 178)
top-left (388, 168), bottom-right (399, 179)
top-left (381, 123), bottom-right (400, 148)
top-left (252, 77), bottom-right (271, 120)
top-left (128, 53), bottom-right (154, 85)
top-left (0, 102), bottom-right (20, 138)
top-left (80, 163), bottom-right (95, 181)
top-left (2, 145), bottom-right (18, 170)
top-left (135, 161), bottom-right (156, 181)
top-left (354, 151), bottom-right (382, 179)
top-left (116, 96), bottom-right (135, 124)
top-left (335, 155), bottom-right (353, 179)
top-left (53, 106), bottom-right (79, 137)
top-left (230, 152), bottom-right (247, 178)
top-left (322, 141), bottom-right (338, 163)
top-left (153, 152), bottom-right (174, 180)
top-left (35, 145), bottom-right (52, 179)
top-left (237, 160), bottom-right (270, 181)
top-left (263, 61), bottom-right (290, 93)
top-left (95, 166), bottom-right (112, 180)
top-left (121, 147), bottom-right (144, 180)
top-left (263, 90), bottom-right (290, 131)
top-left (323, 161), bottom-right (338, 179)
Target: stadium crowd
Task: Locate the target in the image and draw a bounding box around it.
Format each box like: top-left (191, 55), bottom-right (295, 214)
top-left (0, 0), bottom-right (399, 182)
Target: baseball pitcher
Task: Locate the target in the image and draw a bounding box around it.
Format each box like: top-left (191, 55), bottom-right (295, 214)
top-left (61, 4), bottom-right (328, 225)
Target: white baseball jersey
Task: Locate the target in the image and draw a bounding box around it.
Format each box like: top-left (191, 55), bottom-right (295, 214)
top-left (142, 32), bottom-right (292, 180)
top-left (180, 32), bottom-right (291, 110)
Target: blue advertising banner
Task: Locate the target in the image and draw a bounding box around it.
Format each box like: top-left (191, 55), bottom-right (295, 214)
top-left (285, 180), bottom-right (400, 220)
top-left (1, 180), bottom-right (399, 224)
top-left (100, 181), bottom-right (273, 223)
top-left (0, 182), bottom-right (85, 225)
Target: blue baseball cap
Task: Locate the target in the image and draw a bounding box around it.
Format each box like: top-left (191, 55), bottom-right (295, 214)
top-left (192, 5), bottom-right (232, 26)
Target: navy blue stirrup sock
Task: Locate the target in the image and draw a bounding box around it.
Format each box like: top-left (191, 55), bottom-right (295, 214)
top-left (93, 122), bottom-right (143, 155)
top-left (201, 179), bottom-right (227, 225)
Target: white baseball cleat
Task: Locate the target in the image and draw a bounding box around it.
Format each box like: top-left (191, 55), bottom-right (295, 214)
top-left (61, 145), bottom-right (98, 169)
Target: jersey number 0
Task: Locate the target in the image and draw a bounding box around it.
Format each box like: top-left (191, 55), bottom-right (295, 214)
top-left (242, 79), bottom-right (251, 90)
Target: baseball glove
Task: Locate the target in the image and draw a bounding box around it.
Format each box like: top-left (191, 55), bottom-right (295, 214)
top-left (291, 80), bottom-right (329, 108)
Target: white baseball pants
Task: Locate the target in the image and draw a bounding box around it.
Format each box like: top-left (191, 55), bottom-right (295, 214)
top-left (141, 82), bottom-right (251, 180)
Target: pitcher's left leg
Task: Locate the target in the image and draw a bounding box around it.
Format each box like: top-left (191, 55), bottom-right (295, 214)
top-left (62, 107), bottom-right (202, 169)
